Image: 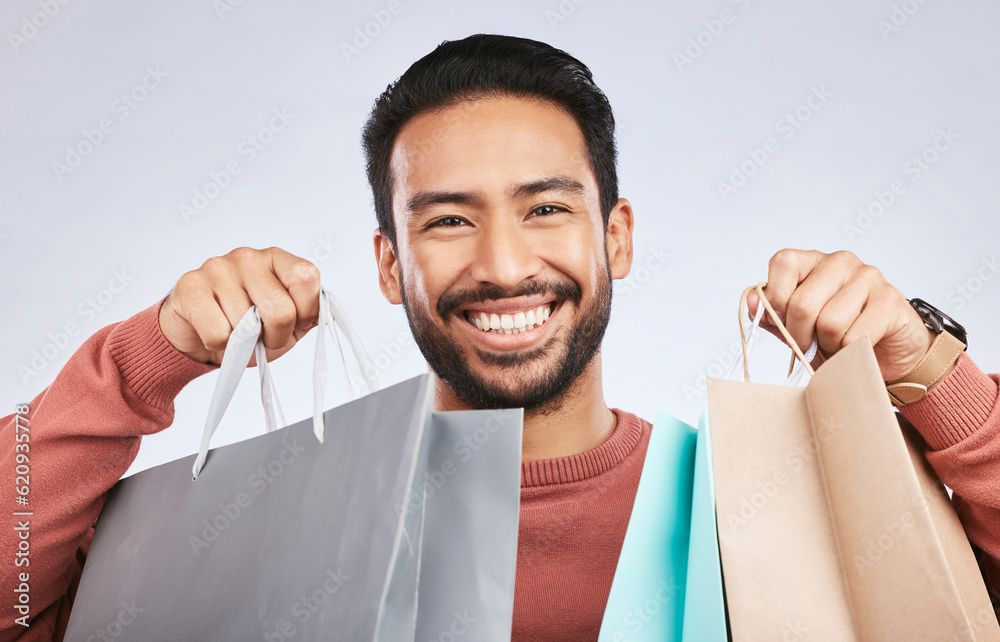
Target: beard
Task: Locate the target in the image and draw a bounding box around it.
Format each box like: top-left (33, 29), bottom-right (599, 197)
top-left (398, 261), bottom-right (613, 413)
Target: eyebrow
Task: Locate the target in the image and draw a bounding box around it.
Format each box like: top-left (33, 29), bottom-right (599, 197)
top-left (405, 175), bottom-right (587, 219)
top-left (511, 176), bottom-right (586, 199)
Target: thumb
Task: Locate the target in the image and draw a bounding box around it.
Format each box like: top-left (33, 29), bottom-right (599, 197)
top-left (745, 289), bottom-right (760, 320)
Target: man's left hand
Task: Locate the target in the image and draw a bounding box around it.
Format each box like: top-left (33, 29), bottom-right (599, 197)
top-left (746, 249), bottom-right (936, 382)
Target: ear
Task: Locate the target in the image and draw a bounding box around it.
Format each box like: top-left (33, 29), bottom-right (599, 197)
top-left (373, 228), bottom-right (403, 305)
top-left (606, 198), bottom-right (634, 280)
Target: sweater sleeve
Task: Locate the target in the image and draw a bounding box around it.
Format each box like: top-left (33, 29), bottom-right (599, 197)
top-left (0, 295), bottom-right (218, 641)
top-left (899, 352), bottom-right (1000, 620)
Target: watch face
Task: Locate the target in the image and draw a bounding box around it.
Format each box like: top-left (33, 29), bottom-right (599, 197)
top-left (909, 298), bottom-right (968, 348)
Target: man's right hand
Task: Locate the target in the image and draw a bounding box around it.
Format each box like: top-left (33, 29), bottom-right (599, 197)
top-left (158, 247), bottom-right (322, 366)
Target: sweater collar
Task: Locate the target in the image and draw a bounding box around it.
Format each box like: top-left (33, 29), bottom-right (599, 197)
top-left (520, 408), bottom-right (645, 487)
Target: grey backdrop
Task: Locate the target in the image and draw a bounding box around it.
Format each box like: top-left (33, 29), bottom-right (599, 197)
top-left (2, 0), bottom-right (998, 475)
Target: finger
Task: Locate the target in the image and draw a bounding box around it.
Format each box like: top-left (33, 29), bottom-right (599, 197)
top-left (814, 272), bottom-right (877, 354)
top-left (746, 288), bottom-right (760, 320)
top-left (197, 257), bottom-right (255, 351)
top-left (745, 288), bottom-right (777, 335)
top-left (267, 248), bottom-right (322, 331)
top-left (840, 283), bottom-right (899, 350)
top-left (174, 270), bottom-right (238, 355)
top-left (235, 258), bottom-right (300, 352)
top-left (782, 254), bottom-right (861, 353)
top-left (761, 249), bottom-right (826, 326)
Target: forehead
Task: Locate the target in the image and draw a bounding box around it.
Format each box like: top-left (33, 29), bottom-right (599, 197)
top-left (389, 96), bottom-right (595, 207)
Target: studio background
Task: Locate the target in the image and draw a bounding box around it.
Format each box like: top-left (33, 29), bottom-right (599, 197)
top-left (2, 0), bottom-right (998, 475)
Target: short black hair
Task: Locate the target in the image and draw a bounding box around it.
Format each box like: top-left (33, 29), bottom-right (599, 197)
top-left (361, 33), bottom-right (619, 248)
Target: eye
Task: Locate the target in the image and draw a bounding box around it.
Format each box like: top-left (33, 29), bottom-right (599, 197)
top-left (427, 216), bottom-right (468, 228)
top-left (529, 204), bottom-right (566, 218)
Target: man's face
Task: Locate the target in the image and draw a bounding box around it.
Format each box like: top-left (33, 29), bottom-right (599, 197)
top-left (377, 96), bottom-right (629, 412)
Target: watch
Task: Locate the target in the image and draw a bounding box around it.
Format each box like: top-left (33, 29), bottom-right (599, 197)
top-left (885, 298), bottom-right (968, 407)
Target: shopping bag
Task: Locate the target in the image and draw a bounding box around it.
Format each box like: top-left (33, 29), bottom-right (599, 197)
top-left (64, 286), bottom-right (523, 641)
top-left (598, 413), bottom-right (697, 641)
top-left (681, 413), bottom-right (728, 641)
top-left (597, 411), bottom-right (728, 642)
top-left (708, 283), bottom-right (1000, 641)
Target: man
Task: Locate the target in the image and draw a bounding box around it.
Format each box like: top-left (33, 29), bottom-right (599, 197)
top-left (3, 34), bottom-right (999, 640)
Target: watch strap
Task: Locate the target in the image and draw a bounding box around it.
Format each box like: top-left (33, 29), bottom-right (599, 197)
top-left (885, 330), bottom-right (966, 407)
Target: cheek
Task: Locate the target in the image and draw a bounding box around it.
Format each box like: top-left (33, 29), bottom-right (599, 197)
top-left (537, 222), bottom-right (606, 285)
top-left (402, 246), bottom-right (464, 313)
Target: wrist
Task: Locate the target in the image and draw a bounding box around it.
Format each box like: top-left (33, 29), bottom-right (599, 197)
top-left (899, 353), bottom-right (999, 451)
top-left (885, 330), bottom-right (965, 407)
top-left (112, 295), bottom-right (219, 409)
top-left (886, 297), bottom-right (969, 408)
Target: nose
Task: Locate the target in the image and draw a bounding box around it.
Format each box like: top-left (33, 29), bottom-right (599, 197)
top-left (469, 217), bottom-right (543, 291)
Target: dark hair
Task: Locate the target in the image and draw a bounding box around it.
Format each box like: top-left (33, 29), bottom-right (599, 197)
top-left (361, 33), bottom-right (619, 248)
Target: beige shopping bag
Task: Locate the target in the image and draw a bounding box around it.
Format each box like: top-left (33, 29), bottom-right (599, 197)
top-left (708, 284), bottom-right (1000, 642)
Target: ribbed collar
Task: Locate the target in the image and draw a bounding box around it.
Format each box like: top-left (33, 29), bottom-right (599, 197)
top-left (520, 408), bottom-right (645, 488)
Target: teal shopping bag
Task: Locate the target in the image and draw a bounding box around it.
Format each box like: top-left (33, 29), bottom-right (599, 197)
top-left (682, 413), bottom-right (728, 641)
top-left (598, 413), bottom-right (727, 641)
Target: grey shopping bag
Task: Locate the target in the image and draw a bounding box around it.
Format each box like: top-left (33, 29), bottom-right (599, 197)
top-left (64, 287), bottom-right (522, 641)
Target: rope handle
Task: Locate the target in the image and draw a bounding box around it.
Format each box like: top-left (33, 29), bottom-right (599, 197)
top-left (730, 282), bottom-right (821, 383)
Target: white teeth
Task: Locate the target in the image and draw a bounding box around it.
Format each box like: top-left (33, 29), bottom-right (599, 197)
top-left (468, 304), bottom-right (554, 334)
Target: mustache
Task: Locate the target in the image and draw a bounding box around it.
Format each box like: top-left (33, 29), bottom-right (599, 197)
top-left (436, 279), bottom-right (582, 318)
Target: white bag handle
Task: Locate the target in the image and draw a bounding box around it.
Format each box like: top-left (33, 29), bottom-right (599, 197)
top-left (191, 286), bottom-right (379, 479)
top-left (724, 282), bottom-right (820, 386)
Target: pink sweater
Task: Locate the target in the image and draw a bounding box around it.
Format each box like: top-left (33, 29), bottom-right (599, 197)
top-left (1, 296), bottom-right (998, 641)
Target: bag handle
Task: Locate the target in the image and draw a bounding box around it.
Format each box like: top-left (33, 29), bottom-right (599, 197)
top-left (191, 286), bottom-right (379, 480)
top-left (724, 282), bottom-right (821, 384)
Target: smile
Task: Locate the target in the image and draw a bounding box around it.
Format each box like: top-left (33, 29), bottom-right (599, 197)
top-left (462, 301), bottom-right (557, 335)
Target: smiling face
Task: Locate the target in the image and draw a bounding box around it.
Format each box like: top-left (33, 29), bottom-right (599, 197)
top-left (374, 95), bottom-right (633, 412)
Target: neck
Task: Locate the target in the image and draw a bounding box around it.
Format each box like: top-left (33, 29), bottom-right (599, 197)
top-left (431, 353), bottom-right (618, 462)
